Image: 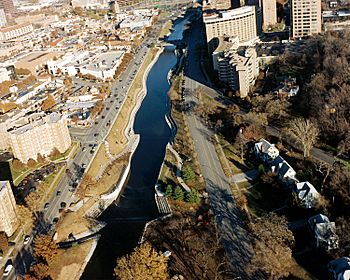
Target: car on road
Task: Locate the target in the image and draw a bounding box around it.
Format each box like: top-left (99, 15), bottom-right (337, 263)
top-left (82, 163), bottom-right (87, 168)
top-left (56, 191), bottom-right (61, 196)
top-left (3, 264), bottom-right (13, 276)
top-left (44, 202), bottom-right (50, 209)
top-left (24, 235), bottom-right (31, 245)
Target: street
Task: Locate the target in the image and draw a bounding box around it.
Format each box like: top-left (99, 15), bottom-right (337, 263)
top-left (182, 14), bottom-right (254, 278)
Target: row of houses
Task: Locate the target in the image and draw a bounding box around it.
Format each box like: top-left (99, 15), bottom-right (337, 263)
top-left (254, 138), bottom-right (349, 279)
top-left (254, 138), bottom-right (320, 208)
top-left (254, 139), bottom-right (339, 250)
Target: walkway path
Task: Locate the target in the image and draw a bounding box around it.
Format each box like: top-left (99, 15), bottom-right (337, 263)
top-left (167, 144), bottom-right (191, 192)
top-left (231, 170), bottom-right (258, 183)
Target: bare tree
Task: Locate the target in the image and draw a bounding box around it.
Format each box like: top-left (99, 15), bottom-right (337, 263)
top-left (288, 118), bottom-right (319, 158)
top-left (248, 213), bottom-right (295, 279)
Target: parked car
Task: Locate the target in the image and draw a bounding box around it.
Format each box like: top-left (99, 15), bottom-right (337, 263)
top-left (24, 235), bottom-right (31, 245)
top-left (3, 264), bottom-right (13, 276)
top-left (56, 191), bottom-right (61, 196)
top-left (44, 202), bottom-right (49, 209)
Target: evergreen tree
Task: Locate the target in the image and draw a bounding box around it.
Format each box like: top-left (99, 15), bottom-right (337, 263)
top-left (172, 186), bottom-right (184, 201)
top-left (182, 165), bottom-right (195, 182)
top-left (185, 190), bottom-right (200, 204)
top-left (165, 185), bottom-right (173, 197)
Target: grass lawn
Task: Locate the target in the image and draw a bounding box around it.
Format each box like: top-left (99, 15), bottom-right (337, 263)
top-left (159, 20), bottom-right (172, 38)
top-left (85, 144), bottom-right (110, 179)
top-left (159, 149), bottom-right (177, 185)
top-left (243, 181), bottom-right (288, 217)
top-left (217, 135), bottom-right (249, 174)
top-left (49, 142), bottom-right (79, 162)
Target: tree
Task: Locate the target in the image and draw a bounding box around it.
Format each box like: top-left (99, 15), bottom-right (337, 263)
top-left (287, 118), bottom-right (319, 158)
top-left (27, 159), bottom-right (37, 168)
top-left (50, 147), bottom-right (61, 158)
top-left (114, 242), bottom-right (168, 280)
top-left (172, 186), bottom-right (184, 201)
top-left (15, 68), bottom-right (31, 76)
top-left (12, 158), bottom-right (25, 170)
top-left (335, 217), bottom-right (350, 258)
top-left (17, 205), bottom-right (34, 230)
top-left (37, 154), bottom-right (46, 164)
top-left (41, 94), bottom-right (56, 111)
top-left (182, 165), bottom-right (195, 182)
top-left (248, 213), bottom-right (295, 279)
top-left (185, 190), bottom-right (199, 203)
top-left (63, 77), bottom-right (73, 88)
top-left (0, 232), bottom-right (8, 253)
top-left (30, 262), bottom-right (51, 280)
top-left (33, 234), bottom-right (58, 264)
top-left (164, 185), bottom-right (173, 198)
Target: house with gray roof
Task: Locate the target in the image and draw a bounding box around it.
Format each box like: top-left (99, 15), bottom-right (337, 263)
top-left (328, 257), bottom-right (350, 280)
top-left (308, 214), bottom-right (339, 251)
top-left (294, 181), bottom-right (320, 208)
top-left (254, 138), bottom-right (280, 163)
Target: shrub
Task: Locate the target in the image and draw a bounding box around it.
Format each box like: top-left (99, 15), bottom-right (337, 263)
top-left (172, 186), bottom-right (184, 201)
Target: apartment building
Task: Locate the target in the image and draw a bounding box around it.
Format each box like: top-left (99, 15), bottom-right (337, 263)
top-left (262, 0), bottom-right (277, 27)
top-left (214, 38), bottom-right (259, 97)
top-left (0, 181), bottom-right (18, 237)
top-left (0, 23), bottom-right (34, 42)
top-left (8, 112), bottom-right (71, 163)
top-left (0, 8), bottom-right (6, 27)
top-left (291, 0), bottom-right (321, 37)
top-left (203, 6), bottom-right (258, 52)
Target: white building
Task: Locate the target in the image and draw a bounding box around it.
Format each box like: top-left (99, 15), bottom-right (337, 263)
top-left (254, 138), bottom-right (280, 162)
top-left (119, 15), bottom-right (152, 29)
top-left (0, 181), bottom-right (18, 237)
top-left (0, 23), bottom-right (34, 41)
top-left (0, 65), bottom-right (14, 83)
top-left (0, 8), bottom-right (7, 27)
top-left (203, 6), bottom-right (258, 52)
top-left (71, 0), bottom-right (109, 9)
top-left (48, 51), bottom-right (125, 81)
top-left (8, 112), bottom-right (72, 163)
top-left (294, 181), bottom-right (320, 208)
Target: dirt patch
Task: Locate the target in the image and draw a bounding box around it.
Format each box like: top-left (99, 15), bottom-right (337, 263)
top-left (49, 240), bottom-right (94, 280)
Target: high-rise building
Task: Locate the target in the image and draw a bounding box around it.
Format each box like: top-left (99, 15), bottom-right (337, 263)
top-left (262, 0), bottom-right (277, 27)
top-left (203, 6), bottom-right (258, 52)
top-left (0, 0), bottom-right (15, 16)
top-left (213, 38), bottom-right (259, 98)
top-left (8, 112), bottom-right (72, 163)
top-left (0, 8), bottom-right (7, 27)
top-left (291, 0), bottom-right (321, 38)
top-left (0, 181), bottom-right (18, 237)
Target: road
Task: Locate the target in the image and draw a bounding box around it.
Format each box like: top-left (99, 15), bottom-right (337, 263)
top-left (182, 13), bottom-right (254, 278)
